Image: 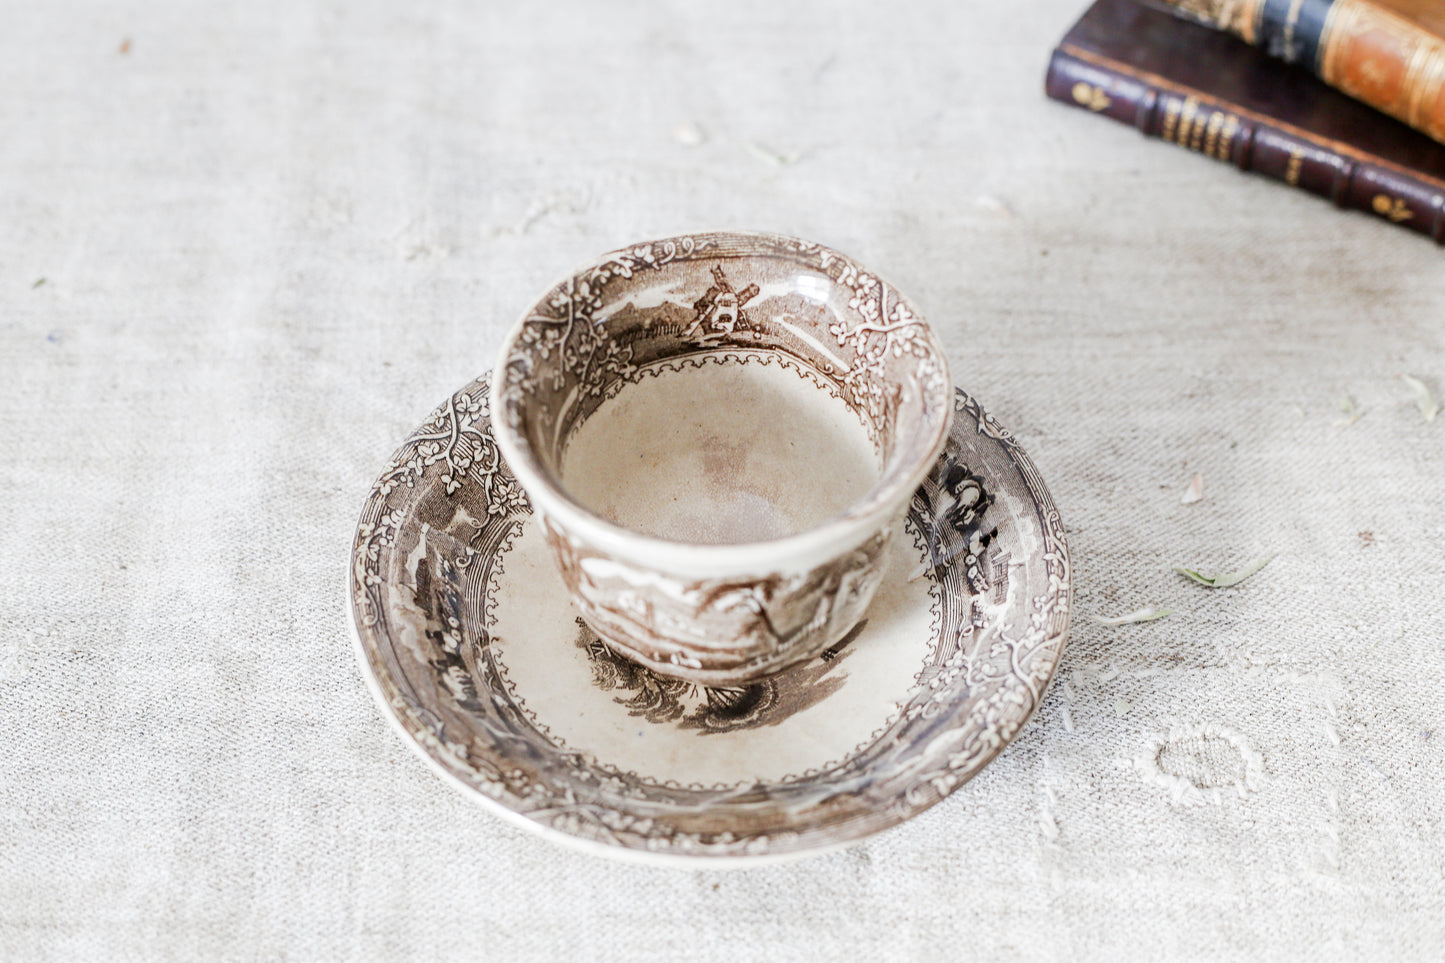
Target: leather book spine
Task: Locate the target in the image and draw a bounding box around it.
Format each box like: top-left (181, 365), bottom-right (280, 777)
top-left (1046, 46), bottom-right (1445, 242)
top-left (1151, 0), bottom-right (1445, 144)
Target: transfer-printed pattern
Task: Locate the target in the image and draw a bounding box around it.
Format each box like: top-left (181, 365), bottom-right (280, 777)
top-left (350, 375), bottom-right (1071, 861)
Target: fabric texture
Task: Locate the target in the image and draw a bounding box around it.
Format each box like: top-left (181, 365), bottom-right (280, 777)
top-left (2, 0), bottom-right (1442, 959)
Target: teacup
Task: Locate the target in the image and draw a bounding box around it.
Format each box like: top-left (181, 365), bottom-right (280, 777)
top-left (491, 231), bottom-right (952, 685)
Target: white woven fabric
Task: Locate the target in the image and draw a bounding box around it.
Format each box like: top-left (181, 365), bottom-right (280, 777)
top-left (2, 0), bottom-right (1442, 958)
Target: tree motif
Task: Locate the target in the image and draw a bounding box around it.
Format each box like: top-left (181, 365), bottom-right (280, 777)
top-left (817, 253), bottom-right (943, 425)
top-left (507, 238), bottom-right (714, 401)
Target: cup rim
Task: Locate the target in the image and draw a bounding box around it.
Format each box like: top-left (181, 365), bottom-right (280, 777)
top-left (490, 230), bottom-right (953, 578)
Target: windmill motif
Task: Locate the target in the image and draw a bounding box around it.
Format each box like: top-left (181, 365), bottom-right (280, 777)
top-left (684, 265), bottom-right (760, 339)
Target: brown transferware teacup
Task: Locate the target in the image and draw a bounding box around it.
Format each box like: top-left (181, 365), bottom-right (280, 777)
top-left (491, 231), bottom-right (952, 685)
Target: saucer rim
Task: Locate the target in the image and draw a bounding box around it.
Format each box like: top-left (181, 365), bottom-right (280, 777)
top-left (346, 587), bottom-right (852, 869)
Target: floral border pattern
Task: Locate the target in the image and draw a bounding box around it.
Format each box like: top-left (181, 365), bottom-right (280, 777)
top-left (496, 231), bottom-right (950, 491)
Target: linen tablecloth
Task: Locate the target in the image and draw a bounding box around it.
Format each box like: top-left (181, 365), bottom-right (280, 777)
top-left (3, 0), bottom-right (1442, 958)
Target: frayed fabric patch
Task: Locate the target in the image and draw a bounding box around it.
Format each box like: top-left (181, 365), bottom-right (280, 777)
top-left (1129, 723), bottom-right (1265, 806)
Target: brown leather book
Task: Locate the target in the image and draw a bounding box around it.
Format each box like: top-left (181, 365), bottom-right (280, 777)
top-left (1149, 0), bottom-right (1445, 144)
top-left (1047, 0), bottom-right (1445, 242)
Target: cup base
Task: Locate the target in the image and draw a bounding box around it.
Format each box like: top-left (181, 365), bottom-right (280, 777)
top-left (545, 516), bottom-right (894, 686)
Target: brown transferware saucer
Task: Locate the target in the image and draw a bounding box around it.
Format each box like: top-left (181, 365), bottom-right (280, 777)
top-left (348, 374), bottom-right (1070, 864)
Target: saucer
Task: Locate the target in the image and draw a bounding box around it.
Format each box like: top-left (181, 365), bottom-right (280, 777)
top-left (349, 374), bottom-right (1071, 864)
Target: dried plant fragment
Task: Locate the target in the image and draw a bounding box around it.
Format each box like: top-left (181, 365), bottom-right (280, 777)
top-left (746, 141), bottom-right (800, 166)
top-left (1180, 473), bottom-right (1204, 504)
top-left (1399, 374), bottom-right (1440, 423)
top-left (1333, 395), bottom-right (1364, 427)
top-left (1173, 556), bottom-right (1273, 588)
top-left (1091, 607), bottom-right (1175, 626)
top-left (1113, 698), bottom-right (1133, 717)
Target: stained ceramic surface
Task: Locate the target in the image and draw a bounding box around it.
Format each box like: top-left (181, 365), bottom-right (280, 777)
top-left (490, 232), bottom-right (954, 683)
top-left (349, 375), bottom-right (1071, 864)
top-left (560, 354), bottom-right (881, 545)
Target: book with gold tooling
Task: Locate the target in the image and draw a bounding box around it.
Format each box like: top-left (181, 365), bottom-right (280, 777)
top-left (1150, 0), bottom-right (1445, 145)
top-left (1047, 0), bottom-right (1445, 242)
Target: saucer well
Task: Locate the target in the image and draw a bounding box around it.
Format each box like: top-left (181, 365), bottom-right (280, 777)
top-left (348, 374), bottom-right (1071, 864)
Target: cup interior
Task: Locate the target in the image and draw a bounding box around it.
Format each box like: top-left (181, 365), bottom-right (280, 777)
top-left (495, 232), bottom-right (952, 555)
top-left (560, 350), bottom-right (882, 545)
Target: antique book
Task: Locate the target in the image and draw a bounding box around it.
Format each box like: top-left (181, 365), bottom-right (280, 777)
top-left (1148, 0), bottom-right (1445, 144)
top-left (1047, 0), bottom-right (1445, 242)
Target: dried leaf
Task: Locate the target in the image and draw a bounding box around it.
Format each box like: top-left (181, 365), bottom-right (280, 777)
top-left (31, 277), bottom-right (45, 288)
top-left (745, 141), bottom-right (800, 166)
top-left (1173, 556), bottom-right (1273, 588)
top-left (1091, 607), bottom-right (1175, 626)
top-left (1333, 395), bottom-right (1364, 427)
top-left (1400, 374), bottom-right (1440, 423)
top-left (1180, 473), bottom-right (1204, 504)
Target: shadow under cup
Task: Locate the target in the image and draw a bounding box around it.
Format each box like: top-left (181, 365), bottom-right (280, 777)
top-left (492, 233), bottom-right (952, 684)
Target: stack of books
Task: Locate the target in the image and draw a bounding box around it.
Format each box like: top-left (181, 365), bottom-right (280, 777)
top-left (1047, 0), bottom-right (1445, 242)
